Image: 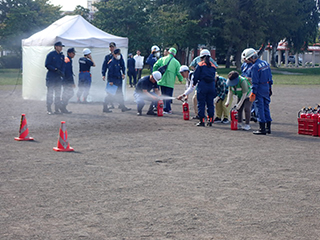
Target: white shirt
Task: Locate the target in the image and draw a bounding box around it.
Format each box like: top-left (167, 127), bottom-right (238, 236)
top-left (134, 55), bottom-right (144, 69)
top-left (183, 71), bottom-right (196, 96)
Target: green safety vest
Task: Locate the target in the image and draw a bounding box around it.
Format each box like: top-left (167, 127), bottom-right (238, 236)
top-left (231, 76), bottom-right (252, 99)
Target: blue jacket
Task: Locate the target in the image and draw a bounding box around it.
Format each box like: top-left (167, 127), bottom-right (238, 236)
top-left (241, 62), bottom-right (253, 78)
top-left (193, 61), bottom-right (217, 86)
top-left (102, 53), bottom-right (125, 77)
top-left (127, 57), bottom-right (135, 73)
top-left (107, 57), bottom-right (126, 86)
top-left (63, 56), bottom-right (74, 84)
top-left (251, 59), bottom-right (273, 98)
top-left (79, 57), bottom-right (94, 72)
top-left (146, 53), bottom-right (159, 73)
top-left (45, 50), bottom-right (65, 84)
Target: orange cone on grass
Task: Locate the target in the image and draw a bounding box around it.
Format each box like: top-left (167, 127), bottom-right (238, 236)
top-left (14, 114), bottom-right (34, 141)
top-left (53, 121), bottom-right (74, 152)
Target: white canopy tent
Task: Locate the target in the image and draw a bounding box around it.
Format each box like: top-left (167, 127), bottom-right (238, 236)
top-left (22, 15), bottom-right (128, 102)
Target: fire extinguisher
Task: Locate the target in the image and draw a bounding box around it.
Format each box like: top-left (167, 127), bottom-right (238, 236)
top-left (182, 101), bottom-right (190, 120)
top-left (157, 100), bottom-right (164, 117)
top-left (230, 107), bottom-right (238, 130)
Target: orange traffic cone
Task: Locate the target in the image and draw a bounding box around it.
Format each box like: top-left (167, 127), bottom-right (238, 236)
top-left (53, 121), bottom-right (74, 152)
top-left (15, 114), bottom-right (34, 141)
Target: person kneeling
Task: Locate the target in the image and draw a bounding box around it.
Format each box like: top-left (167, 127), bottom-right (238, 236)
top-left (134, 71), bottom-right (162, 116)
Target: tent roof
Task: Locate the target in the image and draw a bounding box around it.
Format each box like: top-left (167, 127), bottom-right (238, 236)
top-left (22, 15), bottom-right (128, 48)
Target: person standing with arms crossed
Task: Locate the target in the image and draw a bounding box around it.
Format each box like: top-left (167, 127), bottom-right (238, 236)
top-left (45, 41), bottom-right (65, 115)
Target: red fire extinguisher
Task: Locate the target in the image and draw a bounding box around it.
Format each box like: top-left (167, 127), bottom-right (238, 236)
top-left (157, 100), bottom-right (164, 117)
top-left (182, 101), bottom-right (190, 120)
top-left (230, 107), bottom-right (238, 130)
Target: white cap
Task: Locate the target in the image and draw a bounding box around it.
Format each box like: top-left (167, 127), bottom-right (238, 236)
top-left (179, 65), bottom-right (190, 72)
top-left (83, 48), bottom-right (91, 55)
top-left (151, 45), bottom-right (160, 52)
top-left (200, 49), bottom-right (210, 57)
top-left (152, 71), bottom-right (162, 82)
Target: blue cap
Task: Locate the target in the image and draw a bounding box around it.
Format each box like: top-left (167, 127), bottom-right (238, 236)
top-left (226, 77), bottom-right (239, 87)
top-left (114, 48), bottom-right (120, 54)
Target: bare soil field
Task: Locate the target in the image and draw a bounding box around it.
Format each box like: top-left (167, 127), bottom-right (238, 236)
top-left (0, 84), bottom-right (320, 240)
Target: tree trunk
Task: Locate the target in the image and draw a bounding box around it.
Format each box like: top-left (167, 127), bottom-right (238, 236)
top-left (225, 44), bottom-right (233, 68)
top-left (235, 49), bottom-right (241, 70)
top-left (270, 42), bottom-right (278, 68)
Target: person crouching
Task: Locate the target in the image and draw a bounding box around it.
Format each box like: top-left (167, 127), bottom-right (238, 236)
top-left (134, 71), bottom-right (162, 116)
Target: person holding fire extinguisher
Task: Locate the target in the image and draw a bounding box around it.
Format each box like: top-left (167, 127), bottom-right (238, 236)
top-left (243, 48), bottom-right (273, 135)
top-left (176, 65), bottom-right (195, 101)
top-left (192, 49), bottom-right (217, 127)
top-left (134, 71), bottom-right (162, 116)
top-left (225, 71), bottom-right (252, 131)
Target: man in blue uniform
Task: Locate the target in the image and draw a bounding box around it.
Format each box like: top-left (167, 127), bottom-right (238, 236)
top-left (127, 53), bottom-right (136, 87)
top-left (134, 71), bottom-right (162, 116)
top-left (77, 48), bottom-right (95, 103)
top-left (103, 48), bottom-right (131, 113)
top-left (45, 41), bottom-right (65, 115)
top-left (102, 42), bottom-right (125, 110)
top-left (146, 45), bottom-right (161, 73)
top-left (244, 48), bottom-right (273, 135)
top-left (61, 48), bottom-right (76, 113)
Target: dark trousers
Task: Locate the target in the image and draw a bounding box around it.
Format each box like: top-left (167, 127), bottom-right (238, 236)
top-left (136, 69), bottom-right (142, 80)
top-left (62, 83), bottom-right (74, 106)
top-left (160, 86), bottom-right (174, 112)
top-left (128, 70), bottom-right (137, 86)
top-left (238, 98), bottom-right (252, 124)
top-left (197, 81), bottom-right (216, 119)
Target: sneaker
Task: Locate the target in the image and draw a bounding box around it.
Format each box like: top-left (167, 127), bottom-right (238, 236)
top-left (121, 106), bottom-right (131, 112)
top-left (237, 123), bottom-right (242, 129)
top-left (163, 111), bottom-right (172, 114)
top-left (242, 124), bottom-right (251, 131)
top-left (222, 118), bottom-right (229, 124)
top-left (214, 117), bottom-right (221, 123)
top-left (137, 112), bottom-right (142, 116)
top-left (146, 110), bottom-right (157, 115)
top-left (192, 115), bottom-right (200, 119)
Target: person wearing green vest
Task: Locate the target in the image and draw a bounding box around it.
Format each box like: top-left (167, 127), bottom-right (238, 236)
top-left (153, 47), bottom-right (183, 114)
top-left (225, 71), bottom-right (252, 131)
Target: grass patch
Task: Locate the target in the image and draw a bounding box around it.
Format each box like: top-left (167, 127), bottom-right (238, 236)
top-left (0, 69), bottom-right (22, 85)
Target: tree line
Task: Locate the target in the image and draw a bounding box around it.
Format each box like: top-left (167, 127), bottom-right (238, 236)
top-left (0, 0), bottom-right (319, 68)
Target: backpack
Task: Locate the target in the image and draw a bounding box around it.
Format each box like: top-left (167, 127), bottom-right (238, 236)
top-left (157, 56), bottom-right (173, 75)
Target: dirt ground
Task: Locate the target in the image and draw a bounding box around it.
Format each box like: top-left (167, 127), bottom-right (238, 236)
top-left (0, 84), bottom-right (320, 240)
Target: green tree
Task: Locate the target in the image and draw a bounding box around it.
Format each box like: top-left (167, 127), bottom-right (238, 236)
top-left (92, 0), bottom-right (151, 55)
top-left (72, 5), bottom-right (91, 22)
top-left (0, 0), bottom-right (61, 55)
top-left (286, 0), bottom-right (320, 54)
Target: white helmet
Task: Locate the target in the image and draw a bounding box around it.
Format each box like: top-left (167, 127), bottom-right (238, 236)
top-left (83, 48), bottom-right (91, 55)
top-left (200, 49), bottom-right (211, 57)
top-left (179, 65), bottom-right (190, 72)
top-left (243, 48), bottom-right (257, 60)
top-left (151, 45), bottom-right (160, 53)
top-left (241, 48), bottom-right (249, 63)
top-left (152, 71), bottom-right (162, 82)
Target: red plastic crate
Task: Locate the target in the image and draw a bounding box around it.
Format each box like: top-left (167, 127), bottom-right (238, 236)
top-left (298, 117), bottom-right (318, 136)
